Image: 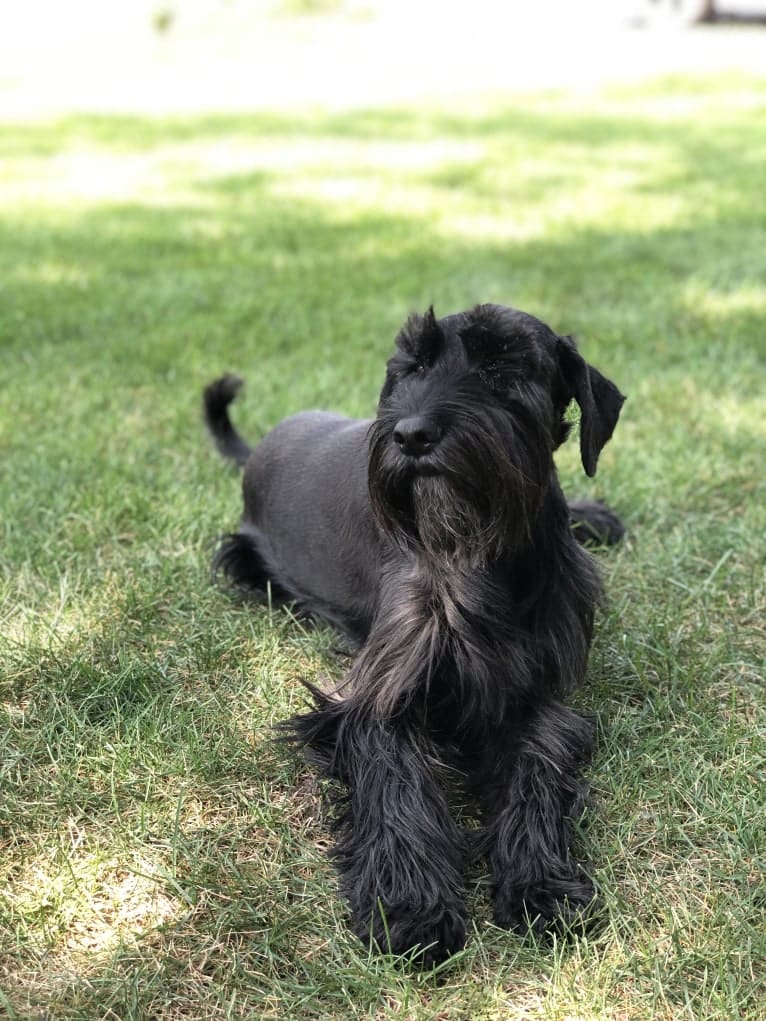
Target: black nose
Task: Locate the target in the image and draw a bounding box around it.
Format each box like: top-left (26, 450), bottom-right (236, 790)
top-left (393, 416), bottom-right (443, 457)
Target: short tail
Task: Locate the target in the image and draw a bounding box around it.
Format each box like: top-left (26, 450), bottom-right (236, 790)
top-left (203, 373), bottom-right (252, 468)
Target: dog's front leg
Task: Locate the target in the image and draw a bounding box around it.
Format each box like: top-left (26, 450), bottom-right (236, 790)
top-left (329, 710), bottom-right (467, 965)
top-left (479, 701), bottom-right (596, 935)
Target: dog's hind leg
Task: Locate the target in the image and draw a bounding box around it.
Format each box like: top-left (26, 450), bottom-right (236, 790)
top-left (478, 701), bottom-right (597, 936)
top-left (212, 530), bottom-right (297, 606)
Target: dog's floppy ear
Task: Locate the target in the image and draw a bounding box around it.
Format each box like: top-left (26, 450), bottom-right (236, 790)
top-left (557, 335), bottom-right (625, 477)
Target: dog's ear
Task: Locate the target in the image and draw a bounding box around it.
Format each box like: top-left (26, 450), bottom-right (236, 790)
top-left (557, 335), bottom-right (625, 477)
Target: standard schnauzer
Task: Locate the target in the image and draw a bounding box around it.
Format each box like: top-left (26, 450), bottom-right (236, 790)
top-left (203, 303), bottom-right (625, 965)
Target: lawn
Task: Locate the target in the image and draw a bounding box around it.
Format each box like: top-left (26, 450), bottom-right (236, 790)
top-left (0, 74), bottom-right (764, 1020)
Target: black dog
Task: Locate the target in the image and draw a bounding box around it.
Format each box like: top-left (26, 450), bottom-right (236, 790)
top-left (203, 304), bottom-right (624, 965)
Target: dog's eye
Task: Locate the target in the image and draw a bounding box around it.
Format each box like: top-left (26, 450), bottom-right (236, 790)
top-left (478, 363), bottom-right (524, 396)
top-left (485, 358), bottom-right (521, 373)
top-left (403, 360), bottom-right (425, 376)
top-left (479, 362), bottom-right (516, 381)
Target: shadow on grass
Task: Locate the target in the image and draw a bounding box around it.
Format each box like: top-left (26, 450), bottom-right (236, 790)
top-left (2, 100), bottom-right (763, 514)
top-left (2, 82), bottom-right (765, 361)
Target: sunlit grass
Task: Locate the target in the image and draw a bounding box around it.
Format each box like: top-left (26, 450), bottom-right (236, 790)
top-left (1, 74), bottom-right (764, 1019)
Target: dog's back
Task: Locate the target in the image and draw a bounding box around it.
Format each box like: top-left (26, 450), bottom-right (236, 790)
top-left (205, 390), bottom-right (382, 640)
top-left (244, 411), bottom-right (381, 618)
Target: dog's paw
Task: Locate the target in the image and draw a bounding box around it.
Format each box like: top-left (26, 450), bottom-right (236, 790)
top-left (353, 901), bottom-right (466, 967)
top-left (568, 499), bottom-right (625, 547)
top-left (493, 873), bottom-right (598, 938)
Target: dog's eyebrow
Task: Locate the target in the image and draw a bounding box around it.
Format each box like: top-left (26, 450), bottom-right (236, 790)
top-left (396, 307), bottom-right (444, 361)
top-left (459, 325), bottom-right (533, 363)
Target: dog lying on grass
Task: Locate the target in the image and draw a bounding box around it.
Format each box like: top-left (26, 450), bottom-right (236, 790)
top-left (204, 303), bottom-right (624, 965)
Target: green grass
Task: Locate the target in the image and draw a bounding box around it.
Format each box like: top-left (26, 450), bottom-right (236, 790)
top-left (1, 75), bottom-right (764, 1019)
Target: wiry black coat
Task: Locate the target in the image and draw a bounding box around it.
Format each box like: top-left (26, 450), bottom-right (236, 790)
top-left (204, 303), bottom-right (624, 965)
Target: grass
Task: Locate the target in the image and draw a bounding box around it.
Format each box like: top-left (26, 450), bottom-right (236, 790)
top-left (1, 74), bottom-right (764, 1019)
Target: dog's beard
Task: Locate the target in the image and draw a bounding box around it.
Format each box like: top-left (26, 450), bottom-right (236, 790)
top-left (368, 412), bottom-right (550, 567)
top-left (411, 474), bottom-right (506, 568)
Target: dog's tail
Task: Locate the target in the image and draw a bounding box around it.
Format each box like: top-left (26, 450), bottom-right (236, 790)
top-left (203, 373), bottom-right (252, 468)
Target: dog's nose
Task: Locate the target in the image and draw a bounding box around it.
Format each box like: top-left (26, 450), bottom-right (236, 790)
top-left (393, 417), bottom-right (442, 457)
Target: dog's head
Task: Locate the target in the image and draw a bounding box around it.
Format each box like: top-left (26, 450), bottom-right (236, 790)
top-left (368, 303), bottom-right (624, 563)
